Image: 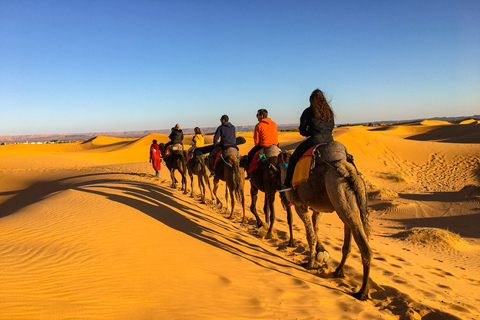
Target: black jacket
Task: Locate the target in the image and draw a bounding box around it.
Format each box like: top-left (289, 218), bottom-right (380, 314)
top-left (169, 129), bottom-right (184, 144)
top-left (299, 106), bottom-right (334, 139)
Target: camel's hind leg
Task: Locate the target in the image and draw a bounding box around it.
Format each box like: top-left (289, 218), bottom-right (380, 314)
top-left (249, 184), bottom-right (264, 228)
top-left (213, 178), bottom-right (222, 209)
top-left (226, 184), bottom-right (235, 220)
top-left (326, 178), bottom-right (372, 300)
top-left (189, 172), bottom-right (195, 198)
top-left (264, 192), bottom-right (276, 239)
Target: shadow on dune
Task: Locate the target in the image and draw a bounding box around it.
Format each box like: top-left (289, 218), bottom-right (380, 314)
top-left (390, 214), bottom-right (480, 239)
top-left (0, 171), bottom-right (327, 288)
top-left (404, 123), bottom-right (480, 143)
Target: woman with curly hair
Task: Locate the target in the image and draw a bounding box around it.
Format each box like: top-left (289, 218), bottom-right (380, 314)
top-left (278, 89), bottom-right (335, 192)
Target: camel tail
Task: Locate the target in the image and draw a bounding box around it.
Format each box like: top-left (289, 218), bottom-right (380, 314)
top-left (227, 155), bottom-right (243, 204)
top-left (343, 161), bottom-right (371, 238)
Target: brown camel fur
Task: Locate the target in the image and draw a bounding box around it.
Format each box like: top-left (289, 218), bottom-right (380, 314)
top-left (279, 151), bottom-right (372, 300)
top-left (158, 143), bottom-right (188, 194)
top-left (186, 154), bottom-right (214, 204)
top-left (240, 154), bottom-right (294, 247)
top-left (212, 148), bottom-right (246, 223)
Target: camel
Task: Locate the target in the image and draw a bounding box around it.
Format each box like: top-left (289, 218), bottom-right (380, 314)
top-left (240, 146), bottom-right (294, 247)
top-left (158, 143), bottom-right (188, 194)
top-left (211, 147), bottom-right (246, 223)
top-left (186, 153), bottom-right (214, 203)
top-left (278, 149), bottom-right (372, 300)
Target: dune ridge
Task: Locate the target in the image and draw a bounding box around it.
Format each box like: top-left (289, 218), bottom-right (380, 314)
top-left (0, 121), bottom-right (479, 319)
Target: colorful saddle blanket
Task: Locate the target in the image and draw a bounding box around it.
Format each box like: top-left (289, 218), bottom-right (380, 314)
top-left (248, 145), bottom-right (282, 173)
top-left (186, 148), bottom-right (194, 163)
top-left (292, 141), bottom-right (348, 189)
top-left (214, 147), bottom-right (240, 170)
top-left (166, 143), bottom-right (184, 156)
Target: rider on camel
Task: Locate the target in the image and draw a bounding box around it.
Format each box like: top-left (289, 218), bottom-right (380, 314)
top-left (278, 89), bottom-right (335, 192)
top-left (209, 115), bottom-right (236, 177)
top-left (245, 109), bottom-right (278, 181)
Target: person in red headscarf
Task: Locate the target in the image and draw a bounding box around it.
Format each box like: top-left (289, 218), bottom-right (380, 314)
top-left (149, 139), bottom-right (162, 177)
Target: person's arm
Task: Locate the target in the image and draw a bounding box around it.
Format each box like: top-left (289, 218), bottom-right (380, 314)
top-left (213, 127), bottom-right (221, 146)
top-left (253, 124), bottom-right (260, 146)
top-left (299, 108), bottom-right (309, 136)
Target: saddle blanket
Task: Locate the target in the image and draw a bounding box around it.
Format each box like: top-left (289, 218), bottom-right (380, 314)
top-left (186, 149), bottom-right (194, 163)
top-left (214, 147), bottom-right (241, 170)
top-left (166, 143), bottom-right (184, 156)
top-left (248, 145), bottom-right (281, 173)
top-left (292, 141), bottom-right (348, 189)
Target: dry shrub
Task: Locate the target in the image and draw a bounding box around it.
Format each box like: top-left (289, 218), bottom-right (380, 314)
top-left (381, 170), bottom-right (406, 182)
top-left (369, 188), bottom-right (398, 200)
top-left (397, 227), bottom-right (469, 250)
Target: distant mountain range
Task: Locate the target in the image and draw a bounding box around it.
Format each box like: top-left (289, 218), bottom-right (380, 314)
top-left (1, 115), bottom-right (478, 143)
top-left (0, 124), bottom-right (300, 143)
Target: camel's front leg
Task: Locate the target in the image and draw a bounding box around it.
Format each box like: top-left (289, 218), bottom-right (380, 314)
top-left (312, 211), bottom-right (329, 265)
top-left (294, 205), bottom-right (321, 270)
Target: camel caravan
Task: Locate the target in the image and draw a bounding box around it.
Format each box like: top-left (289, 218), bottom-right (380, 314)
top-left (153, 89), bottom-right (372, 300)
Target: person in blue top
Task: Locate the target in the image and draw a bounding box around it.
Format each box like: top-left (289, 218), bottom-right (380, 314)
top-left (278, 89), bottom-right (335, 192)
top-left (209, 114), bottom-right (236, 177)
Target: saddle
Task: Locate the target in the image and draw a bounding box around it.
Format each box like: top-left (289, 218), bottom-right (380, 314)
top-left (292, 141), bottom-right (349, 189)
top-left (214, 147), bottom-right (240, 170)
top-left (248, 145), bottom-right (282, 173)
top-left (166, 143), bottom-right (184, 156)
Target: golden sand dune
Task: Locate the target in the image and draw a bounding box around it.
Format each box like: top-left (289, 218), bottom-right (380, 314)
top-left (0, 122), bottom-right (479, 319)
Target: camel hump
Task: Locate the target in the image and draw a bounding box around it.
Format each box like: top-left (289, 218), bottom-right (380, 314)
top-left (222, 147), bottom-right (239, 158)
top-left (316, 141), bottom-right (347, 162)
top-left (261, 145), bottom-right (281, 158)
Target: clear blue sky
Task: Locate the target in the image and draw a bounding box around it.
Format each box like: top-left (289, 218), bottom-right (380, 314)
top-left (1, 0), bottom-right (479, 136)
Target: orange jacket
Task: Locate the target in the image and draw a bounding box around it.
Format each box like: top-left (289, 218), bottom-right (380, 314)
top-left (254, 117), bottom-right (278, 147)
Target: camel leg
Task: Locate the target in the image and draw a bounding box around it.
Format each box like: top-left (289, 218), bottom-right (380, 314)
top-left (170, 170), bottom-right (176, 188)
top-left (294, 205), bottom-right (321, 270)
top-left (213, 178), bottom-right (222, 209)
top-left (327, 179), bottom-right (372, 300)
top-left (286, 205), bottom-right (295, 247)
top-left (197, 172), bottom-right (205, 203)
top-left (279, 192), bottom-right (295, 247)
top-left (312, 211), bottom-right (329, 265)
top-left (249, 184), bottom-right (264, 228)
top-left (265, 192), bottom-right (275, 239)
top-left (182, 169), bottom-right (188, 194)
top-left (263, 193), bottom-right (270, 224)
top-left (189, 172), bottom-right (195, 198)
top-left (227, 185), bottom-right (235, 220)
top-left (334, 226), bottom-right (352, 278)
top-left (240, 185), bottom-right (246, 224)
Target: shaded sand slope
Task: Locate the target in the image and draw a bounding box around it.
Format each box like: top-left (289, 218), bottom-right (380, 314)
top-left (0, 168), bottom-right (387, 319)
top-left (0, 121), bottom-right (479, 319)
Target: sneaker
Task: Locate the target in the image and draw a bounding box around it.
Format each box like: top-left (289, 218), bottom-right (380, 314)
top-left (209, 171), bottom-right (215, 178)
top-left (277, 184), bottom-right (292, 192)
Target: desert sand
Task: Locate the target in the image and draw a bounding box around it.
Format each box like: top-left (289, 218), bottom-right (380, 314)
top-left (1, 120), bottom-right (479, 319)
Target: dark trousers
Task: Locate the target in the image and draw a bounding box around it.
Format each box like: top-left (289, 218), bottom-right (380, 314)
top-left (283, 134), bottom-right (334, 187)
top-left (209, 146), bottom-right (222, 171)
top-left (247, 145), bottom-right (263, 169)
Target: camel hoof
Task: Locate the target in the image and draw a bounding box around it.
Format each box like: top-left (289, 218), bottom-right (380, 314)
top-left (352, 291), bottom-right (368, 301)
top-left (302, 262), bottom-right (320, 270)
top-left (333, 268), bottom-right (345, 278)
top-left (316, 251), bottom-right (330, 264)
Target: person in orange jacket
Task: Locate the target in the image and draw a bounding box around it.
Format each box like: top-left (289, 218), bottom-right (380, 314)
top-left (245, 108), bottom-right (278, 180)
